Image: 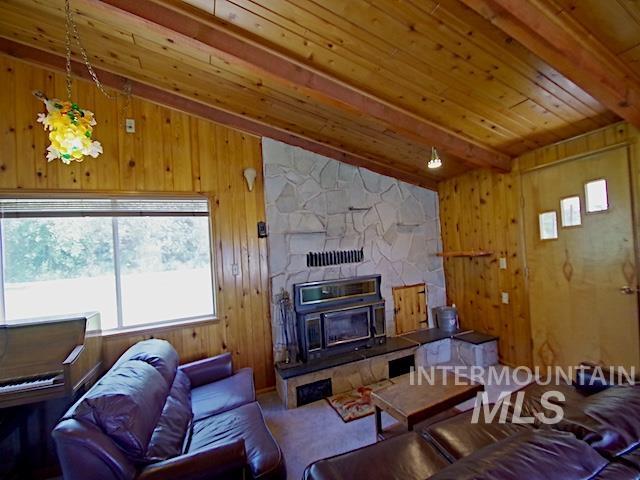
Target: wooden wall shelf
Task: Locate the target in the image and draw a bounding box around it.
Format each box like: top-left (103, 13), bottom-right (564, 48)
top-left (436, 250), bottom-right (494, 258)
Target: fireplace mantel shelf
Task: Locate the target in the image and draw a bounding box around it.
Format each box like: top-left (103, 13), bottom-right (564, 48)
top-left (436, 250), bottom-right (494, 258)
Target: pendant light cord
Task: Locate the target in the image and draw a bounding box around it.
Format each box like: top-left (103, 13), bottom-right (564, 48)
top-left (64, 0), bottom-right (131, 105)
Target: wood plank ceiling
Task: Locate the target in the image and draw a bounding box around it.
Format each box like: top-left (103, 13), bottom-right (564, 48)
top-left (0, 0), bottom-right (632, 187)
top-left (559, 0), bottom-right (640, 73)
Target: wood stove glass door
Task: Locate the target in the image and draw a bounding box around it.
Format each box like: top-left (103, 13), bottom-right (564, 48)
top-left (323, 306), bottom-right (371, 347)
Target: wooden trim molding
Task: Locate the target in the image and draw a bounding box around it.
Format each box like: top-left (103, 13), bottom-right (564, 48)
top-left (0, 38), bottom-right (438, 190)
top-left (93, 0), bottom-right (512, 172)
top-left (519, 142), bottom-right (631, 174)
top-left (459, 0), bottom-right (640, 129)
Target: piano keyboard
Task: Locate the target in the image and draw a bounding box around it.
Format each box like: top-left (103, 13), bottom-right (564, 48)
top-left (0, 376), bottom-right (56, 394)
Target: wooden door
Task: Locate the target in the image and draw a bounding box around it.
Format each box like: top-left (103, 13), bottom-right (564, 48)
top-left (522, 146), bottom-right (640, 370)
top-left (393, 283), bottom-right (428, 334)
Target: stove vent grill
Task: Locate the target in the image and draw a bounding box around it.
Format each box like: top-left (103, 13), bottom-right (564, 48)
top-left (306, 248), bottom-right (364, 267)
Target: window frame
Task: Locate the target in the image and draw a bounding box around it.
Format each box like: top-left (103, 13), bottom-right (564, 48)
top-left (0, 192), bottom-right (218, 332)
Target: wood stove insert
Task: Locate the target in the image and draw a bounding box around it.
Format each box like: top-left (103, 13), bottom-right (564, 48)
top-left (294, 275), bottom-right (386, 362)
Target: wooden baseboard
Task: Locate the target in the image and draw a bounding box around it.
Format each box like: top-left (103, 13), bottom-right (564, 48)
top-left (256, 386), bottom-right (276, 395)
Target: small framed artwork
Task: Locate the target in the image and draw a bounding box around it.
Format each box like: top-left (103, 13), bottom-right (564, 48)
top-left (585, 179), bottom-right (609, 213)
top-left (560, 195), bottom-right (582, 227)
top-left (539, 211), bottom-right (558, 240)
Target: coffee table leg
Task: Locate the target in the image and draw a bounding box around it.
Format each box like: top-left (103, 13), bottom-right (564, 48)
top-left (375, 406), bottom-right (382, 439)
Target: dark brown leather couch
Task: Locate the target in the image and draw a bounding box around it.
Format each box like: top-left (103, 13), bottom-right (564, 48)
top-left (304, 382), bottom-right (640, 480)
top-left (53, 339), bottom-right (285, 480)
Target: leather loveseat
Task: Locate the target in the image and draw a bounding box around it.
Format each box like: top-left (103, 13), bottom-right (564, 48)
top-left (53, 339), bottom-right (285, 480)
top-left (304, 381), bottom-right (640, 480)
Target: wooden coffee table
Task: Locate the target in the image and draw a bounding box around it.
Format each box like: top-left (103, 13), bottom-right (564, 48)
top-left (371, 371), bottom-right (483, 439)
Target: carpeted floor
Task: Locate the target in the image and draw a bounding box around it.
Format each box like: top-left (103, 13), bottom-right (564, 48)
top-left (258, 365), bottom-right (530, 480)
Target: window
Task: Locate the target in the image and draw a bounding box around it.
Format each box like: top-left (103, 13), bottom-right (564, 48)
top-left (560, 196), bottom-right (582, 227)
top-left (585, 179), bottom-right (608, 213)
top-left (538, 211), bottom-right (558, 240)
top-left (0, 197), bottom-right (215, 330)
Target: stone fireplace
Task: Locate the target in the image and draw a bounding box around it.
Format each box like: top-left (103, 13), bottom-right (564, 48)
top-left (262, 138), bottom-right (446, 362)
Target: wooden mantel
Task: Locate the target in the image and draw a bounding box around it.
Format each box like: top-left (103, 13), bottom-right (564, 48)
top-left (436, 250), bottom-right (494, 258)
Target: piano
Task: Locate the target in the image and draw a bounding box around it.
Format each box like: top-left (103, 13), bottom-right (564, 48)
top-left (0, 313), bottom-right (102, 409)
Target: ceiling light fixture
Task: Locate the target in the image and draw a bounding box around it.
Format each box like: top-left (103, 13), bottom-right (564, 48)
top-left (428, 147), bottom-right (442, 169)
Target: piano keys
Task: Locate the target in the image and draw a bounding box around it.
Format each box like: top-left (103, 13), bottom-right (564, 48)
top-left (0, 313), bottom-right (102, 409)
top-left (0, 375), bottom-right (57, 394)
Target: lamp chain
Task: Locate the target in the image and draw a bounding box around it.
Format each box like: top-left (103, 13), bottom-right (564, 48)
top-left (64, 0), bottom-right (131, 108)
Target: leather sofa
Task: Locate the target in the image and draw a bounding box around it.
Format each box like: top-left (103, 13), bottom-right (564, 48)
top-left (53, 339), bottom-right (285, 480)
top-left (304, 381), bottom-right (640, 480)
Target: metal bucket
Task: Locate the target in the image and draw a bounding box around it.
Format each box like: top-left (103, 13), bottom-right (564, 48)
top-left (432, 306), bottom-right (458, 332)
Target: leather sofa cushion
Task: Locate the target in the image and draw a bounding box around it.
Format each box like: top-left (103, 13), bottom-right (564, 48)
top-left (621, 446), bottom-right (640, 470)
top-left (514, 381), bottom-right (588, 421)
top-left (117, 339), bottom-right (179, 386)
top-left (69, 360), bottom-right (170, 462)
top-left (188, 401), bottom-right (284, 479)
top-left (423, 409), bottom-right (528, 461)
top-left (302, 432), bottom-right (449, 480)
top-left (145, 369), bottom-right (193, 462)
top-left (593, 462), bottom-right (640, 479)
top-left (191, 367), bottom-right (255, 421)
top-left (558, 385), bottom-right (640, 458)
top-left (429, 430), bottom-right (608, 480)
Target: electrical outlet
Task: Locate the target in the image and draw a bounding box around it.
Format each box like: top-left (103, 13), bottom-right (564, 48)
top-left (501, 292), bottom-right (510, 304)
top-left (499, 257), bottom-right (507, 270)
top-left (125, 118), bottom-right (136, 133)
top-left (232, 264), bottom-right (240, 276)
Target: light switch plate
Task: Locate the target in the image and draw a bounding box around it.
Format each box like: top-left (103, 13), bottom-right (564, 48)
top-left (501, 292), bottom-right (509, 304)
top-left (232, 264), bottom-right (240, 276)
top-left (499, 257), bottom-right (507, 270)
top-left (125, 118), bottom-right (136, 133)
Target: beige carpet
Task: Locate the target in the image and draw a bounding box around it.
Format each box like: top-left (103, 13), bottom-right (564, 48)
top-left (258, 391), bottom-right (392, 480)
top-left (258, 365), bottom-right (529, 480)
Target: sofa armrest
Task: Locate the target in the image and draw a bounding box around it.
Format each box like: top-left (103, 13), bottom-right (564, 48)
top-left (53, 418), bottom-right (138, 480)
top-left (179, 352), bottom-right (233, 387)
top-left (138, 439), bottom-right (246, 480)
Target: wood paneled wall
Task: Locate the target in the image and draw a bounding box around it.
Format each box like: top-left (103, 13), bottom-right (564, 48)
top-left (439, 168), bottom-right (530, 366)
top-left (439, 121), bottom-right (639, 368)
top-left (0, 55), bottom-right (274, 390)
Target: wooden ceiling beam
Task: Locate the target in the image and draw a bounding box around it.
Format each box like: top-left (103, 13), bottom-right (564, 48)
top-left (459, 0), bottom-right (640, 129)
top-left (0, 38), bottom-right (437, 191)
top-left (90, 0), bottom-right (511, 172)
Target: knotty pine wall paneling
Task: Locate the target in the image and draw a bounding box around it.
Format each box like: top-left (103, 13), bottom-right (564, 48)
top-left (439, 169), bottom-right (530, 367)
top-left (0, 55), bottom-right (274, 390)
top-left (439, 121), bottom-right (639, 368)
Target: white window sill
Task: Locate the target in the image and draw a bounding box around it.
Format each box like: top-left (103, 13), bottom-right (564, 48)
top-left (100, 315), bottom-right (219, 338)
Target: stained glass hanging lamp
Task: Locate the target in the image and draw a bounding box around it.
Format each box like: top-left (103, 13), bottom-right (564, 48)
top-left (34, 0), bottom-right (129, 164)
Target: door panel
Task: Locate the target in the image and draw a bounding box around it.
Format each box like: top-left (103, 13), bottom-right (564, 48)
top-left (393, 283), bottom-right (428, 334)
top-left (523, 146), bottom-right (640, 369)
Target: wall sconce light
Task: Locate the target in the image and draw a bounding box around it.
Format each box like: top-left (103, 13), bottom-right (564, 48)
top-left (243, 167), bottom-right (257, 191)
